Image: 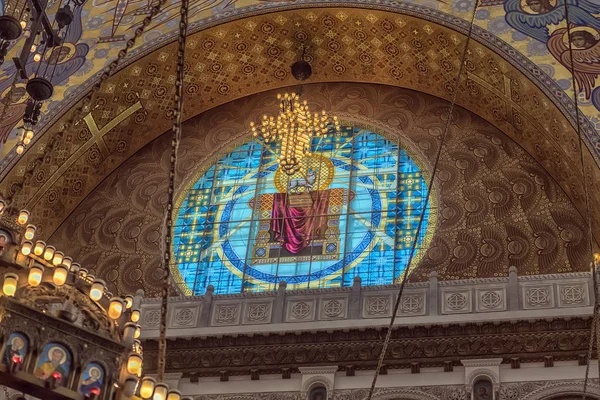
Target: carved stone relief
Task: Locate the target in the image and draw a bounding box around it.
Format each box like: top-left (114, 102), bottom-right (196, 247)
top-left (557, 283), bottom-right (589, 308)
top-left (319, 298), bottom-right (347, 320)
top-left (286, 299), bottom-right (315, 322)
top-left (522, 285), bottom-right (555, 309)
top-left (211, 302), bottom-right (241, 326)
top-left (476, 288), bottom-right (506, 312)
top-left (243, 302), bottom-right (273, 324)
top-left (363, 295), bottom-right (392, 318)
top-left (442, 290), bottom-right (471, 314)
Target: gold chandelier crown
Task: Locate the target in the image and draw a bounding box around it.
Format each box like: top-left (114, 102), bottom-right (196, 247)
top-left (250, 92), bottom-right (340, 175)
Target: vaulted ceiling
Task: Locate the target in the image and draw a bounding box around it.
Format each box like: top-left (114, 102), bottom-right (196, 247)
top-left (0, 2), bottom-right (598, 294)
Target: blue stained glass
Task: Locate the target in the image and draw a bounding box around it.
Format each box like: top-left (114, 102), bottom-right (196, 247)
top-left (173, 127), bottom-right (434, 295)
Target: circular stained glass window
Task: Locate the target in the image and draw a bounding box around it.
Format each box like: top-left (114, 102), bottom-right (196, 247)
top-left (173, 126), bottom-right (436, 295)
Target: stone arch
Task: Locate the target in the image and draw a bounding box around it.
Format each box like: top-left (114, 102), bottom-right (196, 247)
top-left (302, 376), bottom-right (334, 400)
top-left (521, 382), bottom-right (600, 400)
top-left (370, 388), bottom-right (442, 400)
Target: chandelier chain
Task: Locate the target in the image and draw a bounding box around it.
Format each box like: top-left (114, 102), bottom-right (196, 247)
top-left (0, 0), bottom-right (170, 214)
top-left (365, 1), bottom-right (479, 399)
top-left (157, 0), bottom-right (188, 382)
top-left (559, 3), bottom-right (599, 398)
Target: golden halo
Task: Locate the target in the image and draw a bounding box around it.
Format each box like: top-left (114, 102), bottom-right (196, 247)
top-left (519, 0), bottom-right (557, 14)
top-left (47, 346), bottom-right (67, 365)
top-left (563, 26), bottom-right (600, 46)
top-left (1, 83), bottom-right (28, 104)
top-left (273, 154), bottom-right (335, 193)
top-left (44, 43), bottom-right (76, 64)
top-left (10, 336), bottom-right (25, 350)
top-left (87, 366), bottom-right (102, 378)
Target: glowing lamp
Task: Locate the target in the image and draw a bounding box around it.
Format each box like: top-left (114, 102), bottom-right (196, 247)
top-left (23, 137), bottom-right (31, 145)
top-left (33, 53), bottom-right (41, 62)
top-left (131, 308), bottom-right (141, 322)
top-left (70, 262), bottom-right (80, 274)
top-left (89, 279), bottom-right (105, 301)
top-left (125, 294), bottom-right (134, 309)
top-left (17, 210), bottom-right (30, 225)
top-left (108, 297), bottom-right (125, 319)
top-left (153, 383), bottom-right (169, 400)
top-left (10, 354), bottom-right (22, 373)
top-left (3, 273), bottom-right (18, 296)
top-left (126, 352), bottom-right (143, 375)
top-left (595, 253), bottom-right (600, 265)
top-left (53, 264), bottom-right (68, 286)
top-left (89, 387), bottom-right (101, 399)
top-left (24, 224), bottom-right (36, 240)
top-left (20, 241), bottom-right (33, 256)
top-left (43, 245), bottom-right (55, 261)
top-left (123, 322), bottom-right (137, 345)
top-left (50, 371), bottom-right (62, 388)
top-left (52, 251), bottom-right (64, 266)
top-left (123, 376), bottom-right (138, 397)
top-left (33, 240), bottom-right (46, 256)
top-left (79, 268), bottom-right (88, 279)
top-left (62, 257), bottom-right (73, 269)
top-left (25, 129), bottom-right (34, 140)
top-left (167, 390), bottom-right (182, 400)
top-left (139, 377), bottom-right (156, 399)
top-left (28, 265), bottom-right (44, 286)
top-left (134, 324), bottom-right (141, 339)
top-left (20, 20), bottom-right (26, 29)
top-left (30, 44), bottom-right (37, 52)
top-left (16, 143), bottom-right (24, 154)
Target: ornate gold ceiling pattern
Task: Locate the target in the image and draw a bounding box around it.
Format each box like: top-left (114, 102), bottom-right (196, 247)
top-left (1, 0), bottom-right (600, 165)
top-left (47, 83), bottom-right (590, 295)
top-left (1, 8), bottom-right (598, 247)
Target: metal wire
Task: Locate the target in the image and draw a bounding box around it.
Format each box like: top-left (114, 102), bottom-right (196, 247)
top-left (365, 2), bottom-right (479, 399)
top-left (156, 0), bottom-right (188, 382)
top-left (558, 3), bottom-right (600, 398)
top-left (1, 0), bottom-right (170, 216)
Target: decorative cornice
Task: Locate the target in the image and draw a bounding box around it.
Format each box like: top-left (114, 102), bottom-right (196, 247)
top-left (298, 366), bottom-right (339, 375)
top-left (461, 359), bottom-right (503, 368)
top-left (141, 317), bottom-right (593, 377)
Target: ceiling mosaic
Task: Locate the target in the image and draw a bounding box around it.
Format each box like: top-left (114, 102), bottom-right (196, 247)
top-left (1, 7), bottom-right (599, 249)
top-left (0, 0), bottom-right (600, 161)
top-left (47, 83), bottom-right (591, 296)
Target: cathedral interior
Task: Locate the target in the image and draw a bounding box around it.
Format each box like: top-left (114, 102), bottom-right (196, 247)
top-left (1, 0), bottom-right (600, 399)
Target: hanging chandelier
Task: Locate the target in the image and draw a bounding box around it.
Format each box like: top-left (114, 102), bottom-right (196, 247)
top-left (249, 53), bottom-right (340, 176)
top-left (250, 92), bottom-right (340, 175)
top-left (1, 0), bottom-right (82, 155)
top-left (0, 208), bottom-right (148, 400)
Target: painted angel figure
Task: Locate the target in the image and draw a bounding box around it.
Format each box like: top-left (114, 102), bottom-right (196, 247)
top-left (547, 26), bottom-right (600, 98)
top-left (504, 0), bottom-right (600, 43)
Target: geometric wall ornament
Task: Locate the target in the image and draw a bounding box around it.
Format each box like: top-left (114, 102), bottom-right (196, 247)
top-left (476, 288), bottom-right (506, 312)
top-left (522, 285), bottom-right (555, 310)
top-left (286, 299), bottom-right (316, 322)
top-left (442, 290), bottom-right (471, 314)
top-left (211, 302), bottom-right (241, 326)
top-left (557, 282), bottom-right (590, 308)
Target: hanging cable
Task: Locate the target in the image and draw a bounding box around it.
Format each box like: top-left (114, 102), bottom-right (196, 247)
top-left (0, 0), bottom-right (171, 218)
top-left (558, 3), bottom-right (600, 399)
top-left (365, 2), bottom-right (479, 399)
top-left (157, 0), bottom-right (188, 382)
